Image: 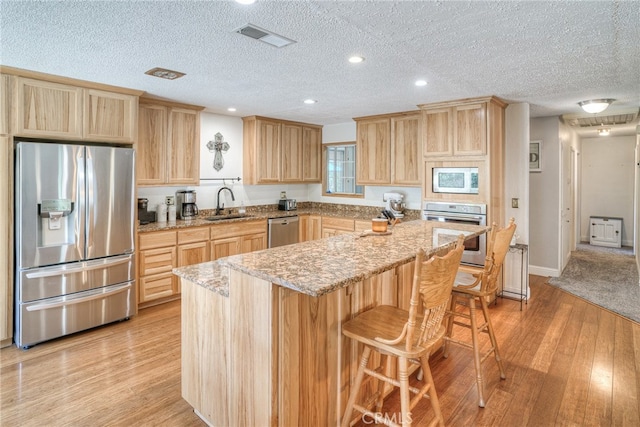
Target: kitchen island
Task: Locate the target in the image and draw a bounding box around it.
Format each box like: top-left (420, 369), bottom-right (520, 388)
top-left (173, 220), bottom-right (488, 426)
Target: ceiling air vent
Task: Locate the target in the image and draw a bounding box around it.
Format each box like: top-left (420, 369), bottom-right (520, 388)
top-left (235, 23), bottom-right (296, 48)
top-left (562, 108), bottom-right (639, 128)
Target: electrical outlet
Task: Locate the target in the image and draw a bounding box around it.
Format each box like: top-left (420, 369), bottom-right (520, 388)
top-left (511, 198), bottom-right (519, 208)
top-left (165, 196), bottom-right (175, 206)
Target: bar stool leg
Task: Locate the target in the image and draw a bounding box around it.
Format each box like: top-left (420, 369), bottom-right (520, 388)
top-left (420, 355), bottom-right (445, 427)
top-left (341, 346), bottom-right (372, 427)
top-left (468, 299), bottom-right (486, 408)
top-left (443, 295), bottom-right (457, 358)
top-left (480, 297), bottom-right (506, 379)
top-left (398, 356), bottom-right (411, 426)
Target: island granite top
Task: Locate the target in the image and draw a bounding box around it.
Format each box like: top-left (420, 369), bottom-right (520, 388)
top-left (173, 220), bottom-right (488, 298)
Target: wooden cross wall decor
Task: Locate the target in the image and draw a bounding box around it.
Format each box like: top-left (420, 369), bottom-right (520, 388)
top-left (206, 132), bottom-right (230, 171)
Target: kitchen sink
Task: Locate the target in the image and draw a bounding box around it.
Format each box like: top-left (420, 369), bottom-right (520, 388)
top-left (204, 214), bottom-right (252, 221)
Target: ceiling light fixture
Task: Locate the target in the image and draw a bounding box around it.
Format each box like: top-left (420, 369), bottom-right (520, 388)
top-left (415, 80), bottom-right (427, 87)
top-left (348, 56), bottom-right (364, 64)
top-left (598, 128), bottom-right (611, 136)
top-left (234, 0), bottom-right (256, 4)
top-left (578, 99), bottom-right (615, 114)
top-left (144, 67), bottom-right (185, 80)
top-left (227, 107), bottom-right (237, 112)
top-left (304, 99), bottom-right (317, 104)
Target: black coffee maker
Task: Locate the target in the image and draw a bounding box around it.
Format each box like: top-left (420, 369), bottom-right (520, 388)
top-left (137, 198), bottom-right (156, 224)
top-left (176, 190), bottom-right (198, 220)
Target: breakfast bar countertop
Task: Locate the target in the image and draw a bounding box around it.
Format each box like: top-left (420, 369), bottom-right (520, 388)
top-left (173, 220), bottom-right (488, 298)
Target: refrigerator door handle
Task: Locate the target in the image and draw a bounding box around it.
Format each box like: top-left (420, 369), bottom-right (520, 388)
top-left (25, 283), bottom-right (132, 312)
top-left (24, 255), bottom-right (132, 279)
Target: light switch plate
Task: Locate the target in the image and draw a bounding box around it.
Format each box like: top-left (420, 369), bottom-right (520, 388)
top-left (511, 198), bottom-right (519, 208)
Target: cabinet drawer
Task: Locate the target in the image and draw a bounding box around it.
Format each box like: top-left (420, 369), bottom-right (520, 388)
top-left (139, 230), bottom-right (177, 250)
top-left (354, 219), bottom-right (371, 232)
top-left (178, 227), bottom-right (210, 244)
top-left (210, 219), bottom-right (267, 239)
top-left (139, 247), bottom-right (176, 276)
top-left (321, 217), bottom-right (355, 231)
top-left (139, 272), bottom-right (176, 302)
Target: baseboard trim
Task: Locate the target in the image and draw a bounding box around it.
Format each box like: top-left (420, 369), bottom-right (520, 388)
top-left (529, 265), bottom-right (560, 277)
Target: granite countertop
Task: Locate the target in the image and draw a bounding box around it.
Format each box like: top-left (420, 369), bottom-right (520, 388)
top-left (173, 220), bottom-right (488, 298)
top-left (138, 202), bottom-right (422, 233)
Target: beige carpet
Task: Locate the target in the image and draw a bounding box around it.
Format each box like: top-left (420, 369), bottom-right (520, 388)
top-left (548, 243), bottom-right (640, 323)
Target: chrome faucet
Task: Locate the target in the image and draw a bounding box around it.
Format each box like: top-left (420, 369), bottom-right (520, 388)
top-left (216, 186), bottom-right (235, 215)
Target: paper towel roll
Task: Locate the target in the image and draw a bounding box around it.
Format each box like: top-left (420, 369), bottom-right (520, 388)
top-left (157, 203), bottom-right (167, 223)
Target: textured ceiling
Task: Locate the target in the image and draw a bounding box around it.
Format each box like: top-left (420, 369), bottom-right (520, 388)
top-left (1, 0), bottom-right (639, 135)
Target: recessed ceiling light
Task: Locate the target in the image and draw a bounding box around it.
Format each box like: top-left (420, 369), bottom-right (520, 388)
top-left (234, 0), bottom-right (255, 4)
top-left (598, 128), bottom-right (611, 136)
top-left (144, 67), bottom-right (185, 80)
top-left (415, 80), bottom-right (427, 87)
top-left (348, 56), bottom-right (364, 64)
top-left (304, 99), bottom-right (317, 104)
top-left (227, 107), bottom-right (237, 112)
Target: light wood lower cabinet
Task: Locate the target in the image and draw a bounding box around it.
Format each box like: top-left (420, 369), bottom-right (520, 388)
top-left (181, 261), bottom-right (414, 426)
top-left (210, 219), bottom-right (267, 260)
top-left (321, 216), bottom-right (355, 238)
top-left (299, 214), bottom-right (322, 242)
top-left (138, 231), bottom-right (178, 304)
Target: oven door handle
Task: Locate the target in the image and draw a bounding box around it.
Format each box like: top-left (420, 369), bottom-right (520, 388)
top-left (425, 212), bottom-right (486, 222)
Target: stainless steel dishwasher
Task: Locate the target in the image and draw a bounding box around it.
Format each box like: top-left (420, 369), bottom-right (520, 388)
top-left (268, 215), bottom-right (299, 248)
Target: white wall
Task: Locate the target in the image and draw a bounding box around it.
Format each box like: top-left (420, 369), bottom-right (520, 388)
top-left (580, 135), bottom-right (636, 247)
top-left (529, 117), bottom-right (561, 276)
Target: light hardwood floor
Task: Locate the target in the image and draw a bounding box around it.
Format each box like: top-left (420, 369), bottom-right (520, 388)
top-left (2, 276), bottom-right (639, 426)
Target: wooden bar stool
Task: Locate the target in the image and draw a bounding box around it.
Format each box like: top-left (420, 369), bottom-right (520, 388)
top-left (341, 235), bottom-right (465, 427)
top-left (443, 218), bottom-right (516, 408)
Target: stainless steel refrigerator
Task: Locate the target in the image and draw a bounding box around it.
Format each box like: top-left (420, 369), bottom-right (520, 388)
top-left (15, 141), bottom-right (136, 349)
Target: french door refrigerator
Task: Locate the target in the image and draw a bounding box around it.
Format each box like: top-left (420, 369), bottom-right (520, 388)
top-left (15, 141), bottom-right (136, 349)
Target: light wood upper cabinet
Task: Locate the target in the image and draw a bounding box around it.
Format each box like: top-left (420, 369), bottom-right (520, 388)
top-left (168, 108), bottom-right (200, 184)
top-left (137, 104), bottom-right (167, 185)
top-left (15, 77), bottom-right (83, 139)
top-left (281, 123), bottom-right (303, 182)
top-left (421, 99), bottom-right (492, 157)
top-left (302, 126), bottom-right (322, 182)
top-left (391, 113), bottom-right (421, 185)
top-left (356, 117), bottom-right (391, 185)
top-left (243, 117), bottom-right (281, 184)
top-left (1, 74), bottom-right (12, 135)
top-left (454, 103), bottom-right (486, 156)
top-left (243, 116), bottom-right (322, 184)
top-left (83, 89), bottom-right (137, 143)
top-left (13, 76), bottom-right (139, 143)
top-left (137, 99), bottom-right (202, 187)
top-left (422, 107), bottom-right (452, 156)
top-left (354, 112), bottom-right (420, 186)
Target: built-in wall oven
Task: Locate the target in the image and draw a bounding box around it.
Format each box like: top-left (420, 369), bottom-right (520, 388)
top-left (422, 201), bottom-right (487, 266)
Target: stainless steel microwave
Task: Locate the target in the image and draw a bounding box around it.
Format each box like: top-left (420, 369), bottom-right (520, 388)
top-left (432, 167), bottom-right (479, 194)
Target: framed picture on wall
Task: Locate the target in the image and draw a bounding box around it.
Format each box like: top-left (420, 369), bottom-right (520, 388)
top-left (530, 140), bottom-right (542, 172)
